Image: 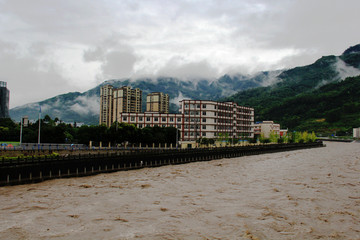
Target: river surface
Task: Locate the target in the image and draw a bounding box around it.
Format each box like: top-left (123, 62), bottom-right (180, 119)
top-left (0, 142), bottom-right (359, 240)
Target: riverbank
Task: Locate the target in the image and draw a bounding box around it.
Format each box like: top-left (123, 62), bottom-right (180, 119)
top-left (0, 142), bottom-right (323, 186)
top-left (0, 142), bottom-right (359, 239)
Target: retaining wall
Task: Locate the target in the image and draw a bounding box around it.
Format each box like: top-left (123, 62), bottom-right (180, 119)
top-left (0, 142), bottom-right (324, 186)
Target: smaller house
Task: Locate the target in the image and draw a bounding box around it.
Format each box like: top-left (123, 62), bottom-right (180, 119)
top-left (254, 121), bottom-right (281, 138)
top-left (354, 128), bottom-right (360, 138)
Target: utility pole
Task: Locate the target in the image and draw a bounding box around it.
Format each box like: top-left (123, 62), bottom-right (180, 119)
top-left (19, 116), bottom-right (28, 147)
top-left (19, 118), bottom-right (23, 145)
top-left (38, 106), bottom-right (41, 145)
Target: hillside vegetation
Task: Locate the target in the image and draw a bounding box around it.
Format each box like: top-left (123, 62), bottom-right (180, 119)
top-left (227, 44), bottom-right (360, 134)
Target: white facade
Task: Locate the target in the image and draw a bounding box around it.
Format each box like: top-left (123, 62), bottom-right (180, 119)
top-left (118, 112), bottom-right (183, 129)
top-left (118, 100), bottom-right (254, 141)
top-left (354, 128), bottom-right (360, 138)
top-left (179, 100), bottom-right (254, 141)
top-left (254, 121), bottom-right (280, 138)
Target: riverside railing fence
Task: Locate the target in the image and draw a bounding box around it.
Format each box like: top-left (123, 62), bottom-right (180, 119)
top-left (0, 142), bottom-right (324, 186)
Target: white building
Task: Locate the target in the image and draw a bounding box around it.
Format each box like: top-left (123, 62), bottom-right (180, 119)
top-left (118, 100), bottom-right (254, 142)
top-left (354, 128), bottom-right (360, 138)
top-left (254, 121), bottom-right (281, 138)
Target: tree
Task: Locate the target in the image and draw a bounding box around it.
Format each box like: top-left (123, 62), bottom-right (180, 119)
top-left (269, 131), bottom-right (279, 143)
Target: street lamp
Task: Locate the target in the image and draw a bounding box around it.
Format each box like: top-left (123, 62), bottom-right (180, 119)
top-left (19, 116), bottom-right (28, 147)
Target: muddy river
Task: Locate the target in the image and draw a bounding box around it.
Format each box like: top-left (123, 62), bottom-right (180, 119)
top-left (0, 142), bottom-right (359, 239)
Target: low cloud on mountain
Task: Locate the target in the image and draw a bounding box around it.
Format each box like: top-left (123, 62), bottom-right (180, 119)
top-left (70, 95), bottom-right (100, 116)
top-left (334, 57), bottom-right (360, 80)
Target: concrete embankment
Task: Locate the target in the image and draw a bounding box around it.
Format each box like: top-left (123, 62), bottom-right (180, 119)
top-left (0, 142), bottom-right (324, 186)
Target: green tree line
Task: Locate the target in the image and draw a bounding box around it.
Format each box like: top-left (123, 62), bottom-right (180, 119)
top-left (0, 116), bottom-right (178, 146)
top-left (228, 75), bottom-right (360, 135)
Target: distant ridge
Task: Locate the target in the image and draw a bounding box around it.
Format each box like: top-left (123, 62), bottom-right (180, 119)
top-left (226, 44), bottom-right (360, 133)
top-left (10, 43), bottom-right (360, 130)
top-left (10, 72), bottom-right (279, 124)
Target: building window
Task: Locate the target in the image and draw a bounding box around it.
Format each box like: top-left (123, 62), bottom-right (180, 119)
top-left (139, 124), bottom-right (143, 128)
top-left (123, 117), bottom-right (127, 121)
top-left (177, 118), bottom-right (181, 122)
top-left (202, 132), bottom-right (206, 137)
top-left (162, 125), bottom-right (166, 128)
top-left (202, 104), bottom-right (206, 108)
top-left (146, 117), bottom-right (151, 121)
top-left (196, 104), bottom-right (200, 108)
top-left (131, 117), bottom-right (135, 121)
top-left (202, 125), bottom-right (206, 129)
top-left (162, 117), bottom-right (166, 121)
top-left (139, 117), bottom-right (143, 121)
top-left (154, 117), bottom-right (158, 121)
top-left (202, 111), bottom-right (206, 115)
top-left (170, 117), bottom-right (174, 122)
top-left (202, 118), bottom-right (206, 122)
top-left (184, 132), bottom-right (188, 136)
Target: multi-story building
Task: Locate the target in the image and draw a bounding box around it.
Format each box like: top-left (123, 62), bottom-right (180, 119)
top-left (100, 85), bottom-right (142, 126)
top-left (179, 100), bottom-right (254, 141)
top-left (118, 100), bottom-right (254, 141)
top-left (118, 112), bottom-right (184, 129)
top-left (146, 92), bottom-right (169, 113)
top-left (0, 81), bottom-right (10, 118)
top-left (112, 86), bottom-right (142, 123)
top-left (253, 121), bottom-right (281, 138)
top-left (99, 85), bottom-right (113, 126)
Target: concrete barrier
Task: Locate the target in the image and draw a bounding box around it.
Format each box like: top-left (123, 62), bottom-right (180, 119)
top-left (0, 142), bottom-right (324, 186)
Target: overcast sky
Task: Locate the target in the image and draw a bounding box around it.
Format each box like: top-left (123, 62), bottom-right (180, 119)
top-left (1, 0), bottom-right (359, 108)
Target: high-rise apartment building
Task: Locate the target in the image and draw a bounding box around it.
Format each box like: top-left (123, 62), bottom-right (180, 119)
top-left (146, 92), bottom-right (169, 113)
top-left (0, 81), bottom-right (10, 118)
top-left (99, 85), bottom-right (113, 126)
top-left (100, 85), bottom-right (142, 127)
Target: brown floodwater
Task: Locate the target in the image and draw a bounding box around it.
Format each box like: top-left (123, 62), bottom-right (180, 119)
top-left (0, 142), bottom-right (359, 240)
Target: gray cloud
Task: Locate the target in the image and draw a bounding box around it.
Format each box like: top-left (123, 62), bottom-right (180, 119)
top-left (156, 58), bottom-right (218, 80)
top-left (101, 50), bottom-right (138, 79)
top-left (0, 0), bottom-right (359, 108)
top-left (70, 95), bottom-right (100, 115)
top-left (334, 57), bottom-right (360, 80)
top-left (0, 40), bottom-right (71, 108)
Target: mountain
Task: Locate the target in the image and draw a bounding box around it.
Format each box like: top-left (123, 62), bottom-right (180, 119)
top-left (265, 75), bottom-right (360, 133)
top-left (11, 43), bottom-right (360, 130)
top-left (226, 44), bottom-right (360, 133)
top-left (10, 72), bottom-right (280, 124)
